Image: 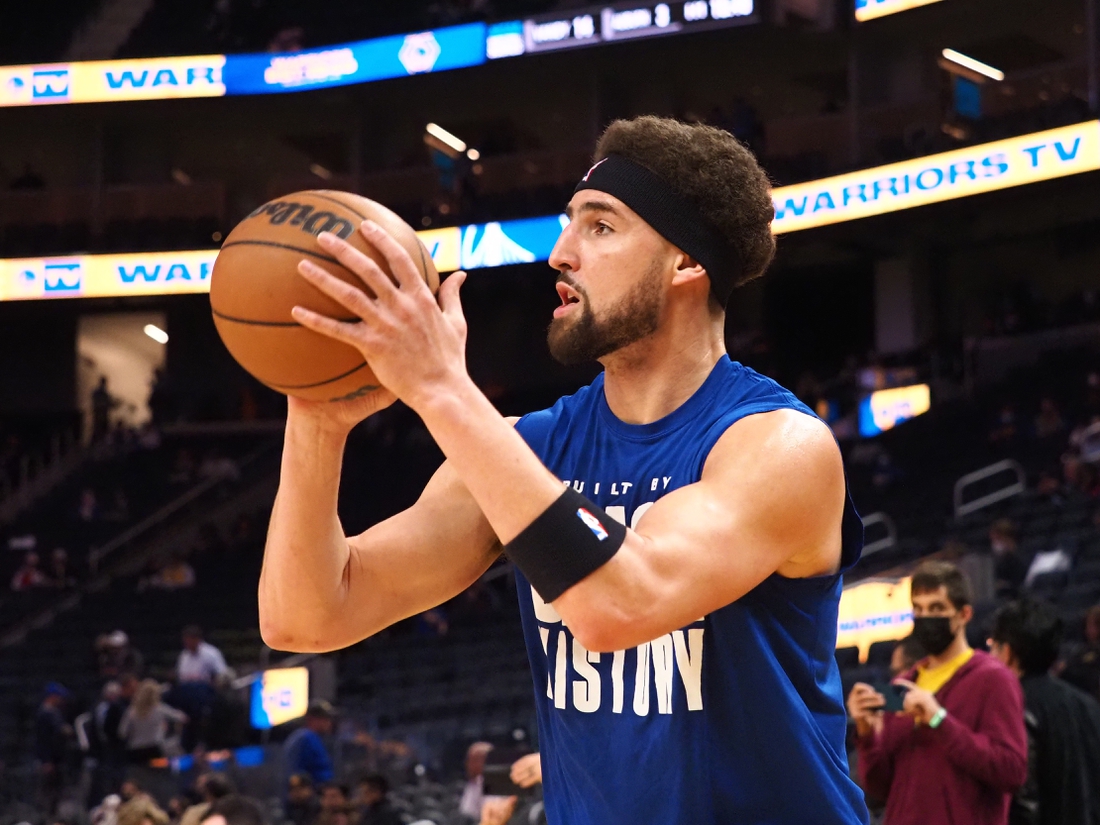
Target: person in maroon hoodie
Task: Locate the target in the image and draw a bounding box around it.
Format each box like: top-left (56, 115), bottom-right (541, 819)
top-left (848, 560), bottom-right (1028, 825)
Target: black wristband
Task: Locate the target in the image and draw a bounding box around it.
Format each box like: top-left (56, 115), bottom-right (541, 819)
top-left (505, 488), bottom-right (626, 603)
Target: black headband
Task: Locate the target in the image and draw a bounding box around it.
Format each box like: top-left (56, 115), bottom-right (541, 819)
top-left (574, 154), bottom-right (742, 305)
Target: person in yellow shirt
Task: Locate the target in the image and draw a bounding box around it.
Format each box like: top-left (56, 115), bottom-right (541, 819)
top-left (848, 560), bottom-right (1028, 825)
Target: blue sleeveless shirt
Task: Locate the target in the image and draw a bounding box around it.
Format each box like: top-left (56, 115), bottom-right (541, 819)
top-left (514, 356), bottom-right (868, 825)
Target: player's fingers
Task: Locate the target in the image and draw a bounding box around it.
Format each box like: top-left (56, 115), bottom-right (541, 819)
top-left (297, 260), bottom-right (381, 320)
top-left (891, 678), bottom-right (917, 689)
top-left (290, 306), bottom-right (365, 347)
top-left (360, 220), bottom-right (425, 292)
top-left (439, 270), bottom-right (467, 322)
top-left (315, 232), bottom-right (396, 300)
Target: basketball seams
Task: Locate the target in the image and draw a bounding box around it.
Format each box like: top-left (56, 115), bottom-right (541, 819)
top-left (210, 307), bottom-right (359, 327)
top-left (264, 360), bottom-right (370, 390)
top-left (211, 190), bottom-right (429, 401)
top-left (218, 239), bottom-right (340, 262)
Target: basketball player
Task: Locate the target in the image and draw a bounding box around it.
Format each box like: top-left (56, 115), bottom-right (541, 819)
top-left (260, 116), bottom-right (869, 824)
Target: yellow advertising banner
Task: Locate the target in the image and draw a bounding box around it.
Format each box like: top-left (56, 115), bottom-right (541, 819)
top-left (855, 0), bottom-right (943, 22)
top-left (0, 56), bottom-right (225, 107)
top-left (836, 576), bottom-right (913, 661)
top-left (0, 229), bottom-right (465, 302)
top-left (772, 121), bottom-right (1100, 233)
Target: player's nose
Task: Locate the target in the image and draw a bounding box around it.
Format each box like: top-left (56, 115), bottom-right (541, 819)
top-left (549, 225), bottom-right (578, 274)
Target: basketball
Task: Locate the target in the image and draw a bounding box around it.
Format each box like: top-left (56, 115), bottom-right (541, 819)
top-left (209, 190), bottom-right (440, 402)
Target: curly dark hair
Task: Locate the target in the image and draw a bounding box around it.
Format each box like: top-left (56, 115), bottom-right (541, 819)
top-left (594, 116), bottom-right (776, 290)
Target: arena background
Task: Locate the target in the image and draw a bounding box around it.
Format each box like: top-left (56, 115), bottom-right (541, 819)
top-left (0, 0), bottom-right (1098, 822)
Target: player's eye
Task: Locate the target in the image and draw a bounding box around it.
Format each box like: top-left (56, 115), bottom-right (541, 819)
top-left (593, 222), bottom-right (611, 235)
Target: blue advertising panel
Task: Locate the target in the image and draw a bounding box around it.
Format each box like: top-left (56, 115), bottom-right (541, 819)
top-left (460, 215), bottom-right (567, 270)
top-left (223, 23), bottom-right (486, 95)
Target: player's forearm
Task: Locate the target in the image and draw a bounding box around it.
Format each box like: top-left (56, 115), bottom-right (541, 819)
top-left (412, 379), bottom-right (564, 544)
top-left (259, 414), bottom-right (353, 650)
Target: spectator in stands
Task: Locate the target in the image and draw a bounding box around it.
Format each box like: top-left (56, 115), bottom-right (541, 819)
top-left (48, 547), bottom-right (75, 588)
top-left (79, 487), bottom-right (100, 522)
top-left (177, 626), bottom-right (229, 686)
top-left (890, 634), bottom-right (926, 677)
top-left (118, 679), bottom-right (188, 763)
top-left (989, 598), bottom-right (1100, 825)
top-left (89, 680), bottom-right (127, 804)
top-left (139, 554), bottom-right (197, 592)
top-left (1058, 603), bottom-right (1100, 700)
top-left (171, 625), bottom-right (228, 751)
top-left (312, 783), bottom-right (354, 825)
top-left (117, 781), bottom-right (169, 825)
top-left (285, 774), bottom-right (320, 825)
top-left (97, 630), bottom-right (145, 679)
top-left (35, 682), bottom-right (72, 816)
top-left (990, 519), bottom-right (1028, 599)
top-left (354, 775), bottom-right (400, 825)
top-left (283, 701), bottom-right (336, 788)
top-left (1034, 397), bottom-right (1065, 440)
top-left (11, 550), bottom-right (48, 590)
top-left (477, 752), bottom-right (547, 825)
top-left (200, 795), bottom-right (267, 825)
top-left (92, 378), bottom-right (120, 442)
top-left (458, 742), bottom-right (492, 822)
top-left (990, 403), bottom-right (1020, 444)
top-left (848, 560), bottom-right (1027, 825)
top-left (179, 773), bottom-right (236, 825)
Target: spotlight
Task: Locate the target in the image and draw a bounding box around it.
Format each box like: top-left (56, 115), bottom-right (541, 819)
top-left (144, 324), bottom-right (169, 344)
top-left (941, 49), bottom-right (1004, 81)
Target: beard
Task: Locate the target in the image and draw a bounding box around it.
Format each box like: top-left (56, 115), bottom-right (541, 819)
top-left (547, 259), bottom-right (664, 366)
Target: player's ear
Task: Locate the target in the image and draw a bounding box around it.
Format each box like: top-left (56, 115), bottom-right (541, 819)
top-left (670, 251), bottom-right (708, 289)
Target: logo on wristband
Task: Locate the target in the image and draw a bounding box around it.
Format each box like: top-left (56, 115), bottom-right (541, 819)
top-left (576, 508), bottom-right (609, 540)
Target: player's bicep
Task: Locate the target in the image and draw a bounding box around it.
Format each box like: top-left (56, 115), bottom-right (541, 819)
top-left (342, 458), bottom-right (502, 635)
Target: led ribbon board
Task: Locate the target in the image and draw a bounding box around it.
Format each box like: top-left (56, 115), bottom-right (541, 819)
top-left (250, 667), bottom-right (309, 729)
top-left (855, 0), bottom-right (943, 22)
top-left (3, 124), bottom-right (1099, 301)
top-left (0, 56), bottom-right (226, 107)
top-left (836, 577), bottom-right (913, 661)
top-left (0, 24), bottom-right (485, 107)
top-left (772, 121), bottom-right (1100, 233)
top-left (223, 23), bottom-right (487, 95)
top-left (0, 215), bottom-right (567, 302)
top-left (487, 0), bottom-right (755, 58)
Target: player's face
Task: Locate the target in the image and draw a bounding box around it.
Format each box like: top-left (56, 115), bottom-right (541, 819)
top-left (546, 192), bottom-right (673, 365)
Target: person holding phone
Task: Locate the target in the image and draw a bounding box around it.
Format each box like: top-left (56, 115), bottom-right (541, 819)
top-left (847, 561), bottom-right (1028, 825)
top-left (479, 754), bottom-right (545, 825)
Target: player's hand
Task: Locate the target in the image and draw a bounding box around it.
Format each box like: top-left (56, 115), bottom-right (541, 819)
top-left (893, 679), bottom-right (942, 726)
top-left (510, 752), bottom-right (542, 788)
top-left (479, 796), bottom-right (518, 825)
top-left (846, 682), bottom-right (886, 738)
top-left (291, 222), bottom-right (470, 412)
top-left (286, 387), bottom-right (397, 437)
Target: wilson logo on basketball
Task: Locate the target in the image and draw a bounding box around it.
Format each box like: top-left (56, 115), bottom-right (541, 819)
top-left (247, 201), bottom-right (356, 240)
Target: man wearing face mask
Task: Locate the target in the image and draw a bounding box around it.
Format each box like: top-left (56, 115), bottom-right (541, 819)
top-left (848, 561), bottom-right (1028, 825)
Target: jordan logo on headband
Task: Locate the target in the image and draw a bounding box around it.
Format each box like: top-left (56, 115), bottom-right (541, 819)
top-left (582, 158), bottom-right (608, 182)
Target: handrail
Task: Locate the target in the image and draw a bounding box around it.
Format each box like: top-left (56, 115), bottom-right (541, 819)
top-left (954, 459), bottom-right (1026, 518)
top-left (230, 651), bottom-right (320, 690)
top-left (88, 440), bottom-right (275, 575)
top-left (861, 511), bottom-right (898, 557)
top-left (0, 429), bottom-right (87, 524)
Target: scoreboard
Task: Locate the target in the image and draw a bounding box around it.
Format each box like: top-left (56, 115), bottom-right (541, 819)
top-left (487, 0), bottom-right (755, 58)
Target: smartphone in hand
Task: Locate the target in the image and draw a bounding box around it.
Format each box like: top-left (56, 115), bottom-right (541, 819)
top-left (870, 682), bottom-right (910, 713)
